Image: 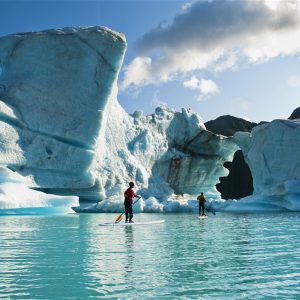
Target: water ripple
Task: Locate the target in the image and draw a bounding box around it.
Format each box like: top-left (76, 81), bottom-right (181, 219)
top-left (0, 213), bottom-right (300, 299)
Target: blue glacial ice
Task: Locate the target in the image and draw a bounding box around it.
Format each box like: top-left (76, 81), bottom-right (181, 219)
top-left (0, 26), bottom-right (126, 212)
top-left (0, 26), bottom-right (299, 214)
top-left (78, 94), bottom-right (300, 213)
top-left (214, 119), bottom-right (300, 212)
top-left (93, 99), bottom-right (239, 200)
top-left (0, 26), bottom-right (126, 190)
top-left (0, 167), bottom-right (78, 214)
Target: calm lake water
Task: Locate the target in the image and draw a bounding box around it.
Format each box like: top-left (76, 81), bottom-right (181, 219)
top-left (0, 213), bottom-right (299, 299)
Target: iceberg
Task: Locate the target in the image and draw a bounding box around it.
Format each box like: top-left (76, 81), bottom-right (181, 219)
top-left (0, 27), bottom-right (126, 187)
top-left (95, 112), bottom-right (299, 214)
top-left (0, 26), bottom-right (127, 212)
top-left (0, 26), bottom-right (238, 213)
top-left (0, 167), bottom-right (78, 214)
top-left (0, 26), bottom-right (126, 197)
top-left (0, 26), bottom-right (298, 214)
top-left (215, 119), bottom-right (300, 212)
top-left (93, 101), bottom-right (239, 203)
top-left (236, 120), bottom-right (300, 197)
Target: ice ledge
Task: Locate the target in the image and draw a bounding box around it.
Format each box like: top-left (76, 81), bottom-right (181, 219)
top-left (0, 167), bottom-right (79, 214)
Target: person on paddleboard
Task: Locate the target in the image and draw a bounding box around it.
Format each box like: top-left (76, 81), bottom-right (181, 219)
top-left (197, 192), bottom-right (206, 216)
top-left (124, 182), bottom-right (141, 223)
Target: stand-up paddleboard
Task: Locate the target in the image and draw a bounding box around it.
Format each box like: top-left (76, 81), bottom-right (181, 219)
top-left (198, 215), bottom-right (208, 219)
top-left (99, 220), bottom-right (165, 226)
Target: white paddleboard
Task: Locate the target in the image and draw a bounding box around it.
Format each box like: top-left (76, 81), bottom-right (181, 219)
top-left (99, 220), bottom-right (165, 226)
top-left (198, 215), bottom-right (208, 219)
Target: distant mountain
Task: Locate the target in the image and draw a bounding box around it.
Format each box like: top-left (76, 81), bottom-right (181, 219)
top-left (204, 115), bottom-right (257, 136)
top-left (289, 107), bottom-right (300, 120)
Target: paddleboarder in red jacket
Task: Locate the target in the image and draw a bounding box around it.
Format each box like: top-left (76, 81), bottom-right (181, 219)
top-left (124, 182), bottom-right (140, 223)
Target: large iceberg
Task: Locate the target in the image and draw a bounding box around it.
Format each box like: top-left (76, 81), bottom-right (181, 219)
top-left (74, 97), bottom-right (239, 213)
top-left (0, 26), bottom-right (126, 198)
top-left (216, 119), bottom-right (300, 212)
top-left (93, 99), bottom-right (239, 202)
top-left (0, 26), bottom-right (126, 212)
top-left (0, 27), bottom-right (126, 189)
top-left (0, 26), bottom-right (299, 214)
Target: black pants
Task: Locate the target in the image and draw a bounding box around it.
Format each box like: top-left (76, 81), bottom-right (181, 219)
top-left (124, 201), bottom-right (133, 221)
top-left (199, 202), bottom-right (205, 215)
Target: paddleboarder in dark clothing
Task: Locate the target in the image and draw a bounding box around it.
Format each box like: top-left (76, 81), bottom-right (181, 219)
top-left (197, 192), bottom-right (206, 216)
top-left (124, 182), bottom-right (140, 223)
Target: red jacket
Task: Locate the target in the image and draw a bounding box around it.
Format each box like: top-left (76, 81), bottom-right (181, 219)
top-left (124, 187), bottom-right (138, 203)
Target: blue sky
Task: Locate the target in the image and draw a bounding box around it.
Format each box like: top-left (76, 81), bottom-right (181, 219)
top-left (1, 0), bottom-right (300, 122)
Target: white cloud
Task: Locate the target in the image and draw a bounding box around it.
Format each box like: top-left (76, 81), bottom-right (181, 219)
top-left (121, 0), bottom-right (300, 91)
top-left (265, 0), bottom-right (298, 11)
top-left (183, 76), bottom-right (219, 99)
top-left (120, 56), bottom-right (153, 91)
top-left (182, 2), bottom-right (192, 11)
top-left (287, 75), bottom-right (300, 87)
top-left (213, 52), bottom-right (238, 72)
top-left (183, 76), bottom-right (200, 90)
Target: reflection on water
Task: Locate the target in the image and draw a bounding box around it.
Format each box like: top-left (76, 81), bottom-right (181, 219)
top-left (124, 226), bottom-right (134, 274)
top-left (0, 213), bottom-right (300, 299)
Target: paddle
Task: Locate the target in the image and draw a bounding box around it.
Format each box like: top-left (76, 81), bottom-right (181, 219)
top-left (115, 196), bottom-right (141, 223)
top-left (210, 206), bottom-right (216, 215)
top-left (206, 204), bottom-right (216, 215)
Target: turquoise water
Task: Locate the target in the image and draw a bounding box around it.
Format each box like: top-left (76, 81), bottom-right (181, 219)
top-left (0, 213), bottom-right (299, 299)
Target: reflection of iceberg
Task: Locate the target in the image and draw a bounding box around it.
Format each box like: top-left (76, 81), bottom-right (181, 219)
top-left (0, 167), bottom-right (78, 214)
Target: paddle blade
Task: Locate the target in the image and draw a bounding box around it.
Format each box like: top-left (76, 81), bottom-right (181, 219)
top-left (115, 214), bottom-right (123, 223)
